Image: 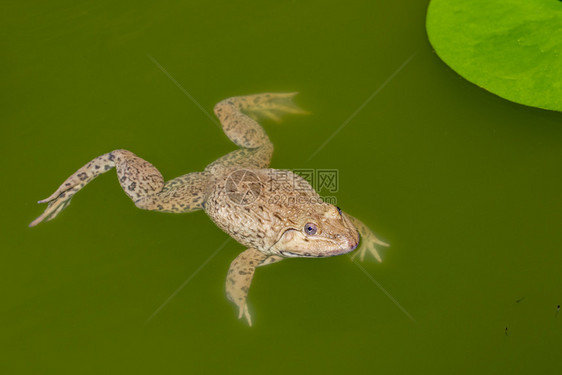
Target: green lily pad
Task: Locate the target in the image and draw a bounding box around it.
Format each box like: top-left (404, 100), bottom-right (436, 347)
top-left (426, 0), bottom-right (562, 111)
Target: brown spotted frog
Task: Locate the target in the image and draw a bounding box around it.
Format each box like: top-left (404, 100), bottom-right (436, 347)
top-left (30, 93), bottom-right (388, 325)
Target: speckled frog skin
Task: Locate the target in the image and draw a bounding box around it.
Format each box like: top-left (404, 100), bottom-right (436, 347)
top-left (30, 93), bottom-right (388, 325)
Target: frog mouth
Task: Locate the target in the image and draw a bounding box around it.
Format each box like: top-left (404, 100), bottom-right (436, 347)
top-left (272, 229), bottom-right (359, 258)
top-left (278, 242), bottom-right (358, 258)
top-left (278, 249), bottom-right (330, 258)
top-left (278, 250), bottom-right (305, 257)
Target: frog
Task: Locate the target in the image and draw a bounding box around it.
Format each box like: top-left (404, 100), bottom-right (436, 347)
top-left (30, 93), bottom-right (389, 325)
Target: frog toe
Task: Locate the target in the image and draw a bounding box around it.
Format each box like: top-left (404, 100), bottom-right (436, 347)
top-left (244, 92), bottom-right (309, 121)
top-left (239, 303), bottom-right (253, 326)
top-left (257, 110), bottom-right (282, 123)
top-left (345, 214), bottom-right (389, 262)
top-left (352, 238), bottom-right (389, 262)
top-left (29, 193), bottom-right (74, 227)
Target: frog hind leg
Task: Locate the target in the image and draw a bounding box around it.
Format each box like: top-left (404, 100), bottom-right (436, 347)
top-left (208, 93), bottom-right (308, 171)
top-left (29, 149), bottom-right (208, 227)
top-left (226, 248), bottom-right (283, 326)
top-left (345, 214), bottom-right (389, 262)
top-left (214, 93), bottom-right (308, 148)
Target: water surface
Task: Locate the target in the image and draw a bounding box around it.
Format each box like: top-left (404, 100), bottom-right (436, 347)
top-left (2, 1), bottom-right (561, 373)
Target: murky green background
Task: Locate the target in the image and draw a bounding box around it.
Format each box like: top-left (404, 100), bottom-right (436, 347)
top-left (3, 0), bottom-right (561, 373)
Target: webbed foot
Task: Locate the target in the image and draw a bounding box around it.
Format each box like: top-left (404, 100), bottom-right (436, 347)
top-left (240, 92), bottom-right (310, 123)
top-left (346, 215), bottom-right (389, 262)
top-left (29, 153), bottom-right (116, 227)
top-left (29, 190), bottom-right (76, 227)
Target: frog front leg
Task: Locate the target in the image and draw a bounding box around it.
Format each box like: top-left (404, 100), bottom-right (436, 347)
top-left (30, 149), bottom-right (208, 226)
top-left (226, 248), bottom-right (283, 326)
top-left (346, 214), bottom-right (389, 262)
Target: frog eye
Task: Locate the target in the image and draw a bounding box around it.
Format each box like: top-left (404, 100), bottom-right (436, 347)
top-left (304, 223), bottom-right (318, 236)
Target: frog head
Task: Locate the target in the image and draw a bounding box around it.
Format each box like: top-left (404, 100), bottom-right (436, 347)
top-left (269, 204), bottom-right (359, 258)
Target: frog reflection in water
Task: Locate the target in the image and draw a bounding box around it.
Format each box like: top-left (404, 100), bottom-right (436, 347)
top-left (30, 93), bottom-right (388, 325)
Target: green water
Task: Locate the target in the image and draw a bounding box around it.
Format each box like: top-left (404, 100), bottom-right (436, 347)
top-left (3, 1), bottom-right (561, 373)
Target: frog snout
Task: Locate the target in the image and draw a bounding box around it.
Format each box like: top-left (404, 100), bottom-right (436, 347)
top-left (346, 236), bottom-right (359, 252)
top-left (335, 232), bottom-right (358, 252)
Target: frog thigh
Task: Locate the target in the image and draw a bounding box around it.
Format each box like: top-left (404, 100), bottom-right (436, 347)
top-left (135, 171), bottom-right (208, 213)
